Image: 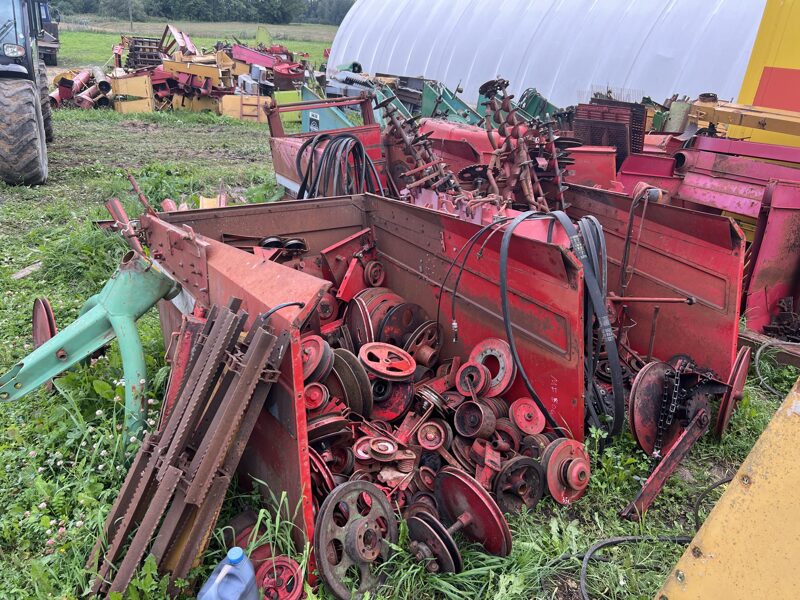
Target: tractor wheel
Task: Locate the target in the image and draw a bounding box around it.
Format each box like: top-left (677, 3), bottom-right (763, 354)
top-left (0, 79), bottom-right (48, 186)
top-left (38, 60), bottom-right (54, 143)
top-left (44, 53), bottom-right (57, 67)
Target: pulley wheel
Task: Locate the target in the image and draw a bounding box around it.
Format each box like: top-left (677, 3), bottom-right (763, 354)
top-left (715, 346), bottom-right (751, 438)
top-left (493, 456), bottom-right (545, 513)
top-left (542, 439), bottom-right (591, 505)
top-left (377, 302), bottom-right (429, 347)
top-left (313, 481), bottom-right (398, 600)
top-left (307, 414), bottom-right (353, 447)
top-left (455, 362), bottom-right (491, 396)
top-left (454, 400), bottom-right (497, 439)
top-left (370, 380), bottom-right (414, 422)
top-left (416, 421), bottom-right (446, 451)
top-left (344, 297), bottom-right (374, 350)
top-left (363, 261), bottom-right (386, 287)
top-left (469, 338), bottom-right (517, 397)
top-left (519, 433), bottom-right (549, 460)
top-left (434, 467), bottom-right (512, 557)
top-left (510, 398), bottom-right (545, 435)
top-left (256, 556), bottom-right (303, 600)
top-left (32, 298), bottom-right (57, 348)
top-left (628, 361), bottom-right (683, 456)
top-left (358, 343), bottom-right (417, 381)
top-left (331, 353), bottom-right (365, 415)
top-left (301, 335), bottom-right (333, 383)
top-left (403, 321), bottom-right (442, 367)
top-left (407, 514), bottom-right (462, 574)
top-left (310, 447), bottom-right (337, 497)
top-left (304, 382), bottom-right (330, 412)
top-left (492, 417), bottom-right (522, 453)
top-left (334, 348), bottom-right (374, 417)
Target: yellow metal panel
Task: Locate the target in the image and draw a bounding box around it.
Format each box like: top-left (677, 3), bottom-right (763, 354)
top-left (219, 95), bottom-right (272, 123)
top-left (113, 98), bottom-right (154, 113)
top-left (732, 0), bottom-right (800, 145)
top-left (658, 378), bottom-right (800, 599)
top-left (171, 95), bottom-right (219, 114)
top-left (162, 60), bottom-right (224, 87)
top-left (231, 60), bottom-right (251, 77)
top-left (111, 75), bottom-right (153, 99)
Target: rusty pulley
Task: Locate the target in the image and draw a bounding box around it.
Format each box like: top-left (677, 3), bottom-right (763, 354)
top-left (358, 342), bottom-right (417, 381)
top-left (313, 481), bottom-right (398, 600)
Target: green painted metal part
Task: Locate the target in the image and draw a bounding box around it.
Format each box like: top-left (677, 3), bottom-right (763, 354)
top-left (421, 81), bottom-right (483, 125)
top-left (517, 88), bottom-right (561, 120)
top-left (374, 82), bottom-right (411, 121)
top-left (0, 252), bottom-right (180, 435)
top-left (301, 84), bottom-right (352, 132)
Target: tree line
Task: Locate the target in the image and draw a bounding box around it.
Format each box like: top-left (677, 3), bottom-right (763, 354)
top-left (55, 0), bottom-right (355, 25)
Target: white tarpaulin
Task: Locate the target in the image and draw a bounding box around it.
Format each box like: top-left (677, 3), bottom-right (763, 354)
top-left (328, 0), bottom-right (767, 107)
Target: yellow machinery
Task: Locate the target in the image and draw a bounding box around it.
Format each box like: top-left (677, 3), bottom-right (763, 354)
top-left (658, 378), bottom-right (800, 599)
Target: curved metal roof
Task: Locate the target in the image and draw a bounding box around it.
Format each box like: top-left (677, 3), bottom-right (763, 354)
top-left (328, 0), bottom-right (767, 107)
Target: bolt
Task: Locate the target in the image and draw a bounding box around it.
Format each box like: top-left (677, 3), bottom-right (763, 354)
top-left (56, 349), bottom-right (67, 360)
top-left (0, 392), bottom-right (8, 400)
top-left (675, 570), bottom-right (685, 583)
top-left (14, 382), bottom-right (21, 389)
top-left (691, 546), bottom-right (703, 558)
top-left (741, 475), bottom-right (751, 486)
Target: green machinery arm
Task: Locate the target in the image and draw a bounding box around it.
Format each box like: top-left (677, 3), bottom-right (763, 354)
top-left (0, 251), bottom-right (180, 435)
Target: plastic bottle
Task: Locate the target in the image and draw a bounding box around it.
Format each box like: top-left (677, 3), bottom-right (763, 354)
top-left (197, 547), bottom-right (259, 600)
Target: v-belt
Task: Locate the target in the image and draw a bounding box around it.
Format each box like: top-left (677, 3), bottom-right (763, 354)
top-left (505, 211), bottom-right (626, 437)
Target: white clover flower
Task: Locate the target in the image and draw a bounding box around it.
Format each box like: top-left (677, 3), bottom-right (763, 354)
top-left (28, 451), bottom-right (36, 458)
top-left (49, 519), bottom-right (56, 526)
top-left (37, 467), bottom-right (45, 473)
top-left (95, 409), bottom-right (103, 417)
top-left (139, 378), bottom-right (146, 386)
top-left (75, 520), bottom-right (83, 528)
top-left (100, 450), bottom-right (107, 457)
top-left (147, 398), bottom-right (156, 405)
top-left (57, 460), bottom-right (63, 467)
top-left (129, 436), bottom-right (137, 443)
top-left (38, 502), bottom-right (47, 509)
top-left (97, 464), bottom-right (105, 471)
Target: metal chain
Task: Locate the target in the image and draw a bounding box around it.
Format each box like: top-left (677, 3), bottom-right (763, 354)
top-left (652, 360), bottom-right (688, 459)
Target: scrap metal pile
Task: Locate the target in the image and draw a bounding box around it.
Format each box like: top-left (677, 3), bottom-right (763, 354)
top-left (49, 24), bottom-right (311, 118)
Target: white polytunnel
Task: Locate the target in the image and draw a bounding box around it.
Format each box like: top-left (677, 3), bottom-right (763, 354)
top-left (327, 0), bottom-right (768, 107)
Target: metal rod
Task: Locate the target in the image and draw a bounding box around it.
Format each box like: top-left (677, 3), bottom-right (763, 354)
top-left (646, 305), bottom-right (661, 363)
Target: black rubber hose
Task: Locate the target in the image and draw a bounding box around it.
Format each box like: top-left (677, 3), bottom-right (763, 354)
top-left (263, 301), bottom-right (305, 322)
top-left (693, 475), bottom-right (733, 531)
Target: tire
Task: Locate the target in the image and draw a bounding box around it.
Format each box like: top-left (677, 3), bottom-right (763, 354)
top-left (38, 60), bottom-right (54, 143)
top-left (0, 79), bottom-right (48, 186)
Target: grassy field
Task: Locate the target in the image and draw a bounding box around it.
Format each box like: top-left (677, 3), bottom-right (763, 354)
top-left (57, 17), bottom-right (335, 69)
top-left (0, 21), bottom-right (796, 600)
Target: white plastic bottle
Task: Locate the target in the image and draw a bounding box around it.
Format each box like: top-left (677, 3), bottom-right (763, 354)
top-left (197, 547), bottom-right (259, 600)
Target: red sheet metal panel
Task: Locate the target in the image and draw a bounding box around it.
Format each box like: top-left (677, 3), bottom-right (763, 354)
top-left (566, 185), bottom-right (745, 380)
top-left (568, 146), bottom-right (618, 189)
top-left (743, 180), bottom-right (800, 331)
top-left (617, 153), bottom-right (681, 195)
top-left (753, 66), bottom-right (800, 113)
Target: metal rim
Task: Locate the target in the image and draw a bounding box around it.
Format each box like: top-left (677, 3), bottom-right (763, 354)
top-left (469, 338), bottom-right (517, 397)
top-left (313, 481), bottom-right (398, 600)
top-left (434, 467), bottom-right (512, 557)
top-left (493, 456), bottom-right (545, 513)
top-left (32, 297), bottom-right (57, 348)
top-left (332, 352), bottom-right (365, 414)
top-left (510, 398), bottom-right (545, 435)
top-left (407, 514), bottom-right (462, 574)
top-left (358, 343), bottom-right (417, 381)
top-left (542, 438), bottom-right (591, 505)
top-left (256, 556), bottom-right (303, 600)
top-left (455, 362), bottom-right (491, 396)
top-left (334, 348), bottom-right (374, 417)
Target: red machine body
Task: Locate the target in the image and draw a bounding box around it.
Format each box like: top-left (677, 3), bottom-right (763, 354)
top-left (141, 194), bottom-right (588, 546)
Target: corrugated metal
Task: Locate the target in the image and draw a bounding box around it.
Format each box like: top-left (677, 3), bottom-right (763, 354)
top-left (328, 0), bottom-right (767, 107)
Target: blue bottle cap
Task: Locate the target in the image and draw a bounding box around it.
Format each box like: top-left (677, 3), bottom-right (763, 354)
top-left (227, 546), bottom-right (245, 565)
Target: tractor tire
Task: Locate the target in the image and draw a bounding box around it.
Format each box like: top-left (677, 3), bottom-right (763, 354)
top-left (43, 53), bottom-right (57, 67)
top-left (0, 79), bottom-right (48, 186)
top-left (38, 60), bottom-right (54, 143)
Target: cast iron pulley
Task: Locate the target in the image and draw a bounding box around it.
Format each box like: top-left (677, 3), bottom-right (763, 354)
top-left (256, 556), bottom-right (303, 600)
top-left (455, 361), bottom-right (491, 396)
top-left (313, 481), bottom-right (398, 600)
top-left (32, 297), bottom-right (57, 348)
top-left (715, 346), bottom-right (751, 438)
top-left (434, 467), bottom-right (512, 557)
top-left (493, 456), bottom-right (545, 513)
top-left (403, 320), bottom-right (442, 367)
top-left (416, 420), bottom-right (446, 451)
top-left (469, 338), bottom-right (517, 397)
top-left (519, 433), bottom-right (550, 460)
top-left (358, 342), bottom-right (417, 381)
top-left (377, 302), bottom-right (429, 348)
top-left (370, 379), bottom-right (414, 422)
top-left (334, 348), bottom-right (374, 417)
top-left (301, 334), bottom-right (334, 383)
top-left (310, 447), bottom-right (337, 497)
top-left (492, 417), bottom-right (523, 453)
top-left (344, 297), bottom-right (375, 350)
top-left (363, 260), bottom-right (386, 287)
top-left (454, 400), bottom-right (497, 439)
top-left (510, 398), bottom-right (545, 435)
top-left (407, 513), bottom-right (463, 574)
top-left (542, 438), bottom-right (591, 505)
top-left (303, 382), bottom-right (330, 412)
top-left (307, 414), bottom-right (353, 447)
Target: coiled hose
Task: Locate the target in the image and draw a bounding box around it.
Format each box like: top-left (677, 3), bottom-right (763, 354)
top-left (296, 133), bottom-right (384, 199)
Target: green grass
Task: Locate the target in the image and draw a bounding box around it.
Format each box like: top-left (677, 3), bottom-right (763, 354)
top-left (57, 25), bottom-right (333, 69)
top-left (0, 110), bottom-right (795, 598)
